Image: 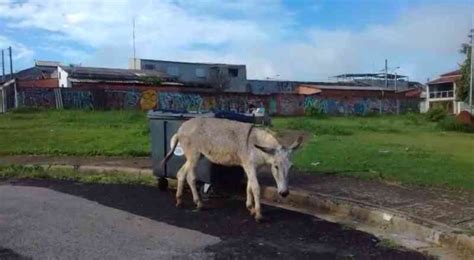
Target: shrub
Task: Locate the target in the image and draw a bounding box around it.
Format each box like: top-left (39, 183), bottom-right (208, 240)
top-left (305, 106), bottom-right (327, 118)
top-left (438, 116), bottom-right (474, 133)
top-left (426, 106), bottom-right (446, 122)
top-left (10, 107), bottom-right (44, 114)
top-left (405, 112), bottom-right (422, 125)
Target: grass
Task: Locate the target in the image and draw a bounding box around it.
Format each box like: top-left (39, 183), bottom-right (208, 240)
top-left (273, 115), bottom-right (474, 190)
top-left (0, 109), bottom-right (473, 190)
top-left (0, 165), bottom-right (157, 186)
top-left (0, 109), bottom-right (150, 156)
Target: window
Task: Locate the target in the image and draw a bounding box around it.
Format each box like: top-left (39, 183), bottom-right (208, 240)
top-left (167, 66), bottom-right (180, 76)
top-left (228, 68), bottom-right (238, 77)
top-left (195, 68), bottom-right (206, 78)
top-left (144, 64), bottom-right (155, 70)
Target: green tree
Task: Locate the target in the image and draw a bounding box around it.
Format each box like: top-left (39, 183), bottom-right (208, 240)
top-left (456, 31), bottom-right (472, 101)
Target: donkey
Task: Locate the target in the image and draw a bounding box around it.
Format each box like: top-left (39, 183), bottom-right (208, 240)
top-left (161, 117), bottom-right (302, 222)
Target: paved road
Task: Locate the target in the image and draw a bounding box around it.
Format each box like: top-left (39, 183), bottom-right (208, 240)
top-left (0, 186), bottom-right (219, 259)
top-left (0, 180), bottom-right (429, 259)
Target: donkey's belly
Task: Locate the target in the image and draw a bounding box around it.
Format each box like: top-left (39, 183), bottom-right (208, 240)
top-left (201, 150), bottom-right (242, 166)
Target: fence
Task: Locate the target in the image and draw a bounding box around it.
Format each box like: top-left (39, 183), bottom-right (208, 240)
top-left (14, 86), bottom-right (420, 116)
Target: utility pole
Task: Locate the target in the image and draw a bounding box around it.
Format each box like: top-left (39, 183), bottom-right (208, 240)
top-left (1, 49), bottom-right (4, 82)
top-left (469, 24), bottom-right (473, 114)
top-left (133, 17), bottom-right (136, 70)
top-left (8, 46), bottom-right (13, 76)
top-left (394, 71), bottom-right (397, 92)
top-left (384, 59), bottom-right (388, 89)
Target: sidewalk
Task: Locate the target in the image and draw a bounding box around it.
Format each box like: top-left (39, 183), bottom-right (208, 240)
top-left (1, 155), bottom-right (472, 232)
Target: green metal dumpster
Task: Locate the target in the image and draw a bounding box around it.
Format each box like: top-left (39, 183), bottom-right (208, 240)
top-left (147, 110), bottom-right (245, 192)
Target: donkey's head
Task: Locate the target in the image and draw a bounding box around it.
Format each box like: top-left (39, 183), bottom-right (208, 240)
top-left (255, 136), bottom-right (303, 197)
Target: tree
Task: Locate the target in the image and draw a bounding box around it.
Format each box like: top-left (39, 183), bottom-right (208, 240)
top-left (456, 31), bottom-right (472, 102)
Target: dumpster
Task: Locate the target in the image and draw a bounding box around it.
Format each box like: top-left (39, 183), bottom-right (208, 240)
top-left (147, 110), bottom-right (245, 193)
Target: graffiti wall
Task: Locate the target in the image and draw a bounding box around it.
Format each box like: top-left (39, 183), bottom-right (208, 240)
top-left (62, 89), bottom-right (94, 109)
top-left (16, 86), bottom-right (420, 116)
top-left (302, 96), bottom-right (406, 116)
top-left (18, 88), bottom-right (56, 108)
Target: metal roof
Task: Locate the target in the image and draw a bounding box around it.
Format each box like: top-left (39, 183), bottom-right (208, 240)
top-left (334, 73), bottom-right (407, 79)
top-left (60, 65), bottom-right (173, 81)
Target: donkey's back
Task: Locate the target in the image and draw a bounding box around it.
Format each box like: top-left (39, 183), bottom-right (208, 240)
top-left (177, 117), bottom-right (254, 166)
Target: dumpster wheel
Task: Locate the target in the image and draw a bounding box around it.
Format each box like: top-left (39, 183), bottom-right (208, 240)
top-left (158, 177), bottom-right (169, 191)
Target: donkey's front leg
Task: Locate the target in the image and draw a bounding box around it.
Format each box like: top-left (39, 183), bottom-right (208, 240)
top-left (246, 181), bottom-right (254, 212)
top-left (244, 165), bottom-right (262, 222)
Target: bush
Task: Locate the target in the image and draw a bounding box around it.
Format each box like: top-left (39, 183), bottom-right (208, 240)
top-left (426, 106), bottom-right (446, 122)
top-left (438, 116), bottom-right (474, 133)
top-left (305, 106), bottom-right (327, 118)
top-left (405, 112), bottom-right (422, 125)
top-left (10, 107), bottom-right (44, 114)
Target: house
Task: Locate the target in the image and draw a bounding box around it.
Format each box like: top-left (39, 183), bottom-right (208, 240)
top-left (129, 58), bottom-right (247, 92)
top-left (426, 70), bottom-right (463, 114)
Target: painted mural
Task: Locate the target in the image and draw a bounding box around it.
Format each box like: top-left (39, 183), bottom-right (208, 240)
top-left (158, 92), bottom-right (204, 111)
top-left (105, 90), bottom-right (141, 110)
top-left (15, 87), bottom-right (420, 116)
top-left (62, 89), bottom-right (94, 109)
top-left (18, 88), bottom-right (56, 108)
top-left (139, 90), bottom-right (157, 110)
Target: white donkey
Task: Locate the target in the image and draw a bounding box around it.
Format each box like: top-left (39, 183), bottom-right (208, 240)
top-left (161, 117), bottom-right (302, 222)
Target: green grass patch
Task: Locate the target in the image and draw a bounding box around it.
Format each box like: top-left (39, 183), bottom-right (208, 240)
top-left (0, 109), bottom-right (150, 156)
top-left (0, 165), bottom-right (157, 186)
top-left (273, 115), bottom-right (474, 190)
top-left (1, 110), bottom-right (473, 190)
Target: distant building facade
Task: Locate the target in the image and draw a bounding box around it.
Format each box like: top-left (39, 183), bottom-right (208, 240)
top-left (426, 70), bottom-right (465, 114)
top-left (129, 58), bottom-right (247, 92)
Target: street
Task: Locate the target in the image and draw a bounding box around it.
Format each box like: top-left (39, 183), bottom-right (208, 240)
top-left (0, 179), bottom-right (429, 259)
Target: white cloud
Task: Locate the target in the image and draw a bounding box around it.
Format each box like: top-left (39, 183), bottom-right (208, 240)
top-left (0, 0), bottom-right (471, 81)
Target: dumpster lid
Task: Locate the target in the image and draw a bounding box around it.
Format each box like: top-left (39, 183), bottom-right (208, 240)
top-left (147, 109), bottom-right (215, 119)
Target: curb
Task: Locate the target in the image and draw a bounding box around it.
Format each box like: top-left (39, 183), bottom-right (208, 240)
top-left (260, 186), bottom-right (474, 259)
top-left (6, 163), bottom-right (474, 258)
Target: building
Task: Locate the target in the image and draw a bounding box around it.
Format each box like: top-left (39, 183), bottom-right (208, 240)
top-left (426, 70), bottom-right (463, 114)
top-left (129, 58), bottom-right (247, 92)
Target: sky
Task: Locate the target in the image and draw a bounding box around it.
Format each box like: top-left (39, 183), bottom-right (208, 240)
top-left (0, 0), bottom-right (472, 82)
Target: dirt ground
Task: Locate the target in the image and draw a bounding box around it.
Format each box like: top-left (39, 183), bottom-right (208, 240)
top-left (1, 179), bottom-right (431, 259)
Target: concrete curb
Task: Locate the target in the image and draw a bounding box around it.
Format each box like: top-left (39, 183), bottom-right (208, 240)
top-left (6, 163), bottom-right (474, 258)
top-left (260, 186), bottom-right (474, 259)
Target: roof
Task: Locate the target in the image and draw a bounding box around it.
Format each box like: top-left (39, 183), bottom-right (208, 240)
top-left (427, 69), bottom-right (462, 85)
top-left (138, 58), bottom-right (246, 67)
top-left (334, 73), bottom-right (408, 79)
top-left (440, 69), bottom-right (461, 77)
top-left (248, 79), bottom-right (370, 87)
top-left (60, 65), bottom-right (173, 81)
top-left (297, 84), bottom-right (396, 91)
top-left (35, 60), bottom-right (61, 67)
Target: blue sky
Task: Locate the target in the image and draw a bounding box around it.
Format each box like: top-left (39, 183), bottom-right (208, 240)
top-left (0, 0), bottom-right (472, 82)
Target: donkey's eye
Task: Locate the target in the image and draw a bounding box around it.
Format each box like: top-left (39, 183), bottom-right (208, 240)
top-left (274, 165), bottom-right (279, 170)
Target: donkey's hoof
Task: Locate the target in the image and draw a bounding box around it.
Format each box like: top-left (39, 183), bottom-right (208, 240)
top-left (249, 208), bottom-right (256, 216)
top-left (175, 200), bottom-right (183, 208)
top-left (255, 215), bottom-right (264, 223)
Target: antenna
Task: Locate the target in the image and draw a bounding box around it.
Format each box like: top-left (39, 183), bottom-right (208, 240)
top-left (133, 17), bottom-right (136, 70)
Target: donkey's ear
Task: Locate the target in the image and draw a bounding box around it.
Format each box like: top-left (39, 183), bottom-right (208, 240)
top-left (254, 144), bottom-right (277, 155)
top-left (288, 136), bottom-right (303, 151)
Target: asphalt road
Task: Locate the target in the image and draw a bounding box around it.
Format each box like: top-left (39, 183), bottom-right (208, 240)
top-left (0, 179), bottom-right (430, 259)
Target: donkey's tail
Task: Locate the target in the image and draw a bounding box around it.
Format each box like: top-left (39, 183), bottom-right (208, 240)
top-left (160, 134), bottom-right (179, 169)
